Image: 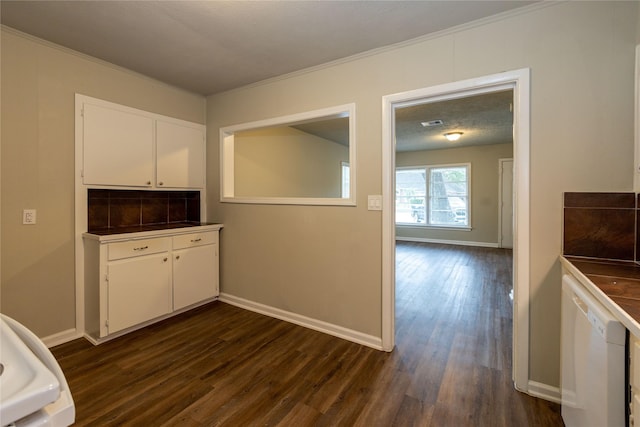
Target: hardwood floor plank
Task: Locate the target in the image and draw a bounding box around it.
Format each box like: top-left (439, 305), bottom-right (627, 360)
top-left (404, 323), bottom-right (455, 404)
top-left (300, 342), bottom-right (373, 413)
top-left (51, 242), bottom-right (563, 426)
top-left (273, 402), bottom-right (323, 426)
top-left (351, 359), bottom-right (412, 426)
top-left (314, 349), bottom-right (390, 426)
top-left (391, 395), bottom-right (434, 427)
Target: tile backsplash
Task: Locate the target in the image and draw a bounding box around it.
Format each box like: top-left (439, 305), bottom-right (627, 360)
top-left (88, 189), bottom-right (200, 232)
top-left (563, 192), bottom-right (637, 262)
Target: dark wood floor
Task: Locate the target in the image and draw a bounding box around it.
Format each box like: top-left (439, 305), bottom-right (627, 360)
top-left (52, 242), bottom-right (563, 426)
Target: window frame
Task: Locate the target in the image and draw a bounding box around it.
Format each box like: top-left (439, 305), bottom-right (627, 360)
top-left (341, 161), bottom-right (350, 199)
top-left (395, 163), bottom-right (471, 230)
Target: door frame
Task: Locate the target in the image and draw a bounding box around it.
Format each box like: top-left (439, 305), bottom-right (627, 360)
top-left (381, 68), bottom-right (531, 392)
top-left (498, 157), bottom-right (514, 249)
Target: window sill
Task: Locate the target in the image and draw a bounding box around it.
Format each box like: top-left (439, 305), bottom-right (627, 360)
top-left (396, 223), bottom-right (472, 232)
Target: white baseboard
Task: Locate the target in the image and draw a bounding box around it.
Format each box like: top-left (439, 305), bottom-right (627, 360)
top-left (218, 293), bottom-right (383, 350)
top-left (527, 380), bottom-right (562, 404)
top-left (396, 236), bottom-right (500, 248)
top-left (42, 328), bottom-right (82, 348)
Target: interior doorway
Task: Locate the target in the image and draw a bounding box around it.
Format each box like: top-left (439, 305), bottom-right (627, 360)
top-left (381, 69), bottom-right (531, 392)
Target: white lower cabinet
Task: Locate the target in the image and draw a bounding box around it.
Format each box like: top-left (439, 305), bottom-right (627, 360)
top-left (108, 253), bottom-right (172, 334)
top-left (83, 225), bottom-right (222, 342)
top-left (631, 335), bottom-right (640, 426)
top-left (173, 232), bottom-right (219, 310)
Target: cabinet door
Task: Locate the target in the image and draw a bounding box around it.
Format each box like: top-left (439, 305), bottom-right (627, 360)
top-left (83, 102), bottom-right (154, 186)
top-left (631, 335), bottom-right (640, 426)
top-left (107, 253), bottom-right (171, 334)
top-left (156, 120), bottom-right (205, 188)
top-left (173, 244), bottom-right (218, 310)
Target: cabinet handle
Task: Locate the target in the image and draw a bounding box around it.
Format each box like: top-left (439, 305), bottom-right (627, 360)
top-left (133, 245), bottom-right (149, 251)
top-left (158, 181), bottom-right (164, 186)
top-left (191, 238), bottom-right (202, 243)
top-left (175, 255), bottom-right (180, 260)
top-left (163, 257), bottom-right (168, 262)
top-left (146, 181), bottom-right (151, 185)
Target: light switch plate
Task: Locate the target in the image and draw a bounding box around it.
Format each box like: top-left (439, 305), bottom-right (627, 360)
top-left (368, 195), bottom-right (382, 211)
top-left (23, 209), bottom-right (36, 224)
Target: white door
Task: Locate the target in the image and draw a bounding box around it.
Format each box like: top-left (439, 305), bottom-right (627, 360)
top-left (499, 158), bottom-right (514, 249)
top-left (83, 102), bottom-right (154, 187)
top-left (156, 120), bottom-right (205, 188)
top-left (173, 244), bottom-right (218, 310)
top-left (107, 253), bottom-right (172, 334)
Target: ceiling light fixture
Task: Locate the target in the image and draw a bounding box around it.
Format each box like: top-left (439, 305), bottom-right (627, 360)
top-left (444, 132), bottom-right (463, 142)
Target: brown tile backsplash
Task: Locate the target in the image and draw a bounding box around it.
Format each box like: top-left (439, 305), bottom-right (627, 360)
top-left (563, 192), bottom-right (637, 262)
top-left (637, 209), bottom-right (640, 262)
top-left (564, 207), bottom-right (635, 261)
top-left (110, 197), bottom-right (142, 227)
top-left (87, 196), bottom-right (109, 230)
top-left (141, 195), bottom-right (169, 225)
top-left (564, 192), bottom-right (636, 209)
top-left (169, 197), bottom-right (187, 222)
top-left (88, 189), bottom-right (200, 232)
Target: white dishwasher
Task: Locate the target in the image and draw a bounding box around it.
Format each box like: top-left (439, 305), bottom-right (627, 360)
top-left (561, 273), bottom-right (626, 427)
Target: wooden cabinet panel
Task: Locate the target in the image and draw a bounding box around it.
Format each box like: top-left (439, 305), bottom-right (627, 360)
top-left (108, 237), bottom-right (171, 261)
top-left (631, 335), bottom-right (640, 426)
top-left (107, 253), bottom-right (171, 334)
top-left (173, 243), bottom-right (218, 311)
top-left (79, 95), bottom-right (205, 189)
top-left (156, 120), bottom-right (205, 188)
top-left (82, 103), bottom-right (154, 187)
top-left (172, 231), bottom-right (217, 250)
top-left (83, 226), bottom-right (222, 343)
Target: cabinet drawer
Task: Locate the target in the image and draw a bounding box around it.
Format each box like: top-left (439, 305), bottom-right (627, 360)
top-left (173, 231), bottom-right (217, 250)
top-left (108, 237), bottom-right (170, 261)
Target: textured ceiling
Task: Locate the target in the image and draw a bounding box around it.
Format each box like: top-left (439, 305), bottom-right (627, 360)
top-left (395, 90), bottom-right (514, 152)
top-left (0, 1), bottom-right (535, 95)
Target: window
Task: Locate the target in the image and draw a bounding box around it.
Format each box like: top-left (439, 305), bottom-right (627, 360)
top-left (341, 161), bottom-right (350, 198)
top-left (396, 169), bottom-right (426, 224)
top-left (396, 164), bottom-right (470, 227)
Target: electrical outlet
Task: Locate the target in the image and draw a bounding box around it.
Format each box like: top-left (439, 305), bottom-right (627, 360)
top-left (23, 209), bottom-right (36, 225)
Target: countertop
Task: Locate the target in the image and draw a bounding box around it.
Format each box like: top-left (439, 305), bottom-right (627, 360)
top-left (561, 256), bottom-right (640, 337)
top-left (83, 222), bottom-right (223, 242)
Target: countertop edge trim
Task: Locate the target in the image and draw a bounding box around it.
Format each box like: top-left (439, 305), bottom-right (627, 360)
top-left (82, 224), bottom-right (224, 242)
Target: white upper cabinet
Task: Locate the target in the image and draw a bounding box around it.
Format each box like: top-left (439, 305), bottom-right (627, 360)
top-left (78, 95), bottom-right (206, 189)
top-left (156, 120), bottom-right (205, 188)
top-left (83, 103), bottom-right (154, 187)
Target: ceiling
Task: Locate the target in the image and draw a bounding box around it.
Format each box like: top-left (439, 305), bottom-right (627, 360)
top-left (1, 1), bottom-right (522, 152)
top-left (290, 90), bottom-right (514, 152)
top-left (395, 89), bottom-right (514, 152)
top-left (0, 1), bottom-right (534, 96)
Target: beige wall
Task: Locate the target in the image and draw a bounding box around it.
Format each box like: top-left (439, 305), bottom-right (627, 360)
top-left (234, 127), bottom-right (348, 198)
top-left (208, 2), bottom-right (638, 388)
top-left (396, 143), bottom-right (513, 245)
top-left (0, 0), bottom-right (637, 392)
top-left (0, 28), bottom-right (205, 336)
